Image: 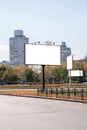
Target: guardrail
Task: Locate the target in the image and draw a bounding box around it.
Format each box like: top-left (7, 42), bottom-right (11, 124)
top-left (37, 88), bottom-right (87, 100)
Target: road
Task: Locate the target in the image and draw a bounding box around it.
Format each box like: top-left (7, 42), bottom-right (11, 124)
top-left (0, 95), bottom-right (87, 130)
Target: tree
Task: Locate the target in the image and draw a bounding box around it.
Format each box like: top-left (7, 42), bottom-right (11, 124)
top-left (14, 65), bottom-right (26, 83)
top-left (25, 67), bottom-right (40, 83)
top-left (25, 68), bottom-right (35, 83)
top-left (0, 65), bottom-right (6, 81)
top-left (2, 65), bottom-right (19, 84)
top-left (45, 66), bottom-right (54, 83)
top-left (52, 65), bottom-right (68, 83)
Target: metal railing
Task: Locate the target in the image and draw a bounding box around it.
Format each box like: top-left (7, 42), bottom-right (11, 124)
top-left (37, 88), bottom-right (87, 100)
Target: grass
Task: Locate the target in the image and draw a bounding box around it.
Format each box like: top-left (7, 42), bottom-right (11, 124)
top-left (0, 89), bottom-right (37, 96)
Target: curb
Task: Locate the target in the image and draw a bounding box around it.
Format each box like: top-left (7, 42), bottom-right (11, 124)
top-left (0, 93), bottom-right (87, 104)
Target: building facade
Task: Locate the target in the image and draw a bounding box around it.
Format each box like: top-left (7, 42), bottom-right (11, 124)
top-left (9, 30), bottom-right (29, 66)
top-left (61, 41), bottom-right (71, 64)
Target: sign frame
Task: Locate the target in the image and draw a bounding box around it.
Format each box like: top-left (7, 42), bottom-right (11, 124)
top-left (24, 44), bottom-right (61, 66)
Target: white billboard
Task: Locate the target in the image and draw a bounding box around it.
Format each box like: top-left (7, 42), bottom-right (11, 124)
top-left (68, 70), bottom-right (83, 77)
top-left (67, 55), bottom-right (73, 70)
top-left (24, 44), bottom-right (61, 65)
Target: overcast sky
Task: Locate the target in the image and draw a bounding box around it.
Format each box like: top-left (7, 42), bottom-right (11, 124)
top-left (0, 0), bottom-right (87, 61)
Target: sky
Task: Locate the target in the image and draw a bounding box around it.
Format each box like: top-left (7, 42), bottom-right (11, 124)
top-left (0, 0), bottom-right (87, 61)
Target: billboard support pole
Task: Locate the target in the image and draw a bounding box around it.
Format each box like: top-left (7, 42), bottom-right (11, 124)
top-left (69, 69), bottom-right (72, 88)
top-left (42, 65), bottom-right (45, 91)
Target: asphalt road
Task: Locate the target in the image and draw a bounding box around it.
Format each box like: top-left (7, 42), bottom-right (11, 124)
top-left (0, 95), bottom-right (87, 130)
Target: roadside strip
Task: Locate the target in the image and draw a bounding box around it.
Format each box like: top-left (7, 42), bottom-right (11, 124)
top-left (0, 93), bottom-right (87, 104)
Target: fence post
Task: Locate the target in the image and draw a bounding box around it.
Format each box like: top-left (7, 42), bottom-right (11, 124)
top-left (81, 89), bottom-right (84, 100)
top-left (67, 88), bottom-right (70, 98)
top-left (46, 88), bottom-right (48, 97)
top-left (56, 88), bottom-right (58, 98)
top-left (61, 88), bottom-right (64, 97)
top-left (50, 88), bottom-right (52, 96)
top-left (74, 89), bottom-right (77, 97)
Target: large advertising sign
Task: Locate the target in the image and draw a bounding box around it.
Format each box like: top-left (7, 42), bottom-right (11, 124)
top-left (25, 44), bottom-right (61, 65)
top-left (67, 55), bottom-right (73, 70)
top-left (68, 70), bottom-right (83, 77)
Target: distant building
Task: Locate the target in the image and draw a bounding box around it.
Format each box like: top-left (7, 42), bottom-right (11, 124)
top-left (61, 42), bottom-right (71, 64)
top-left (45, 41), bottom-right (56, 45)
top-left (9, 30), bottom-right (29, 66)
top-left (0, 61), bottom-right (11, 65)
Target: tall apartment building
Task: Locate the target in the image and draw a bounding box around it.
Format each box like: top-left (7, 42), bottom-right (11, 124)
top-left (61, 41), bottom-right (71, 64)
top-left (9, 30), bottom-right (29, 66)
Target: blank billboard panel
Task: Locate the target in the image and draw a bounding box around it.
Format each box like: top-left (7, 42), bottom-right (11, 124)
top-left (25, 44), bottom-right (61, 65)
top-left (68, 70), bottom-right (83, 77)
top-left (67, 55), bottom-right (73, 70)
